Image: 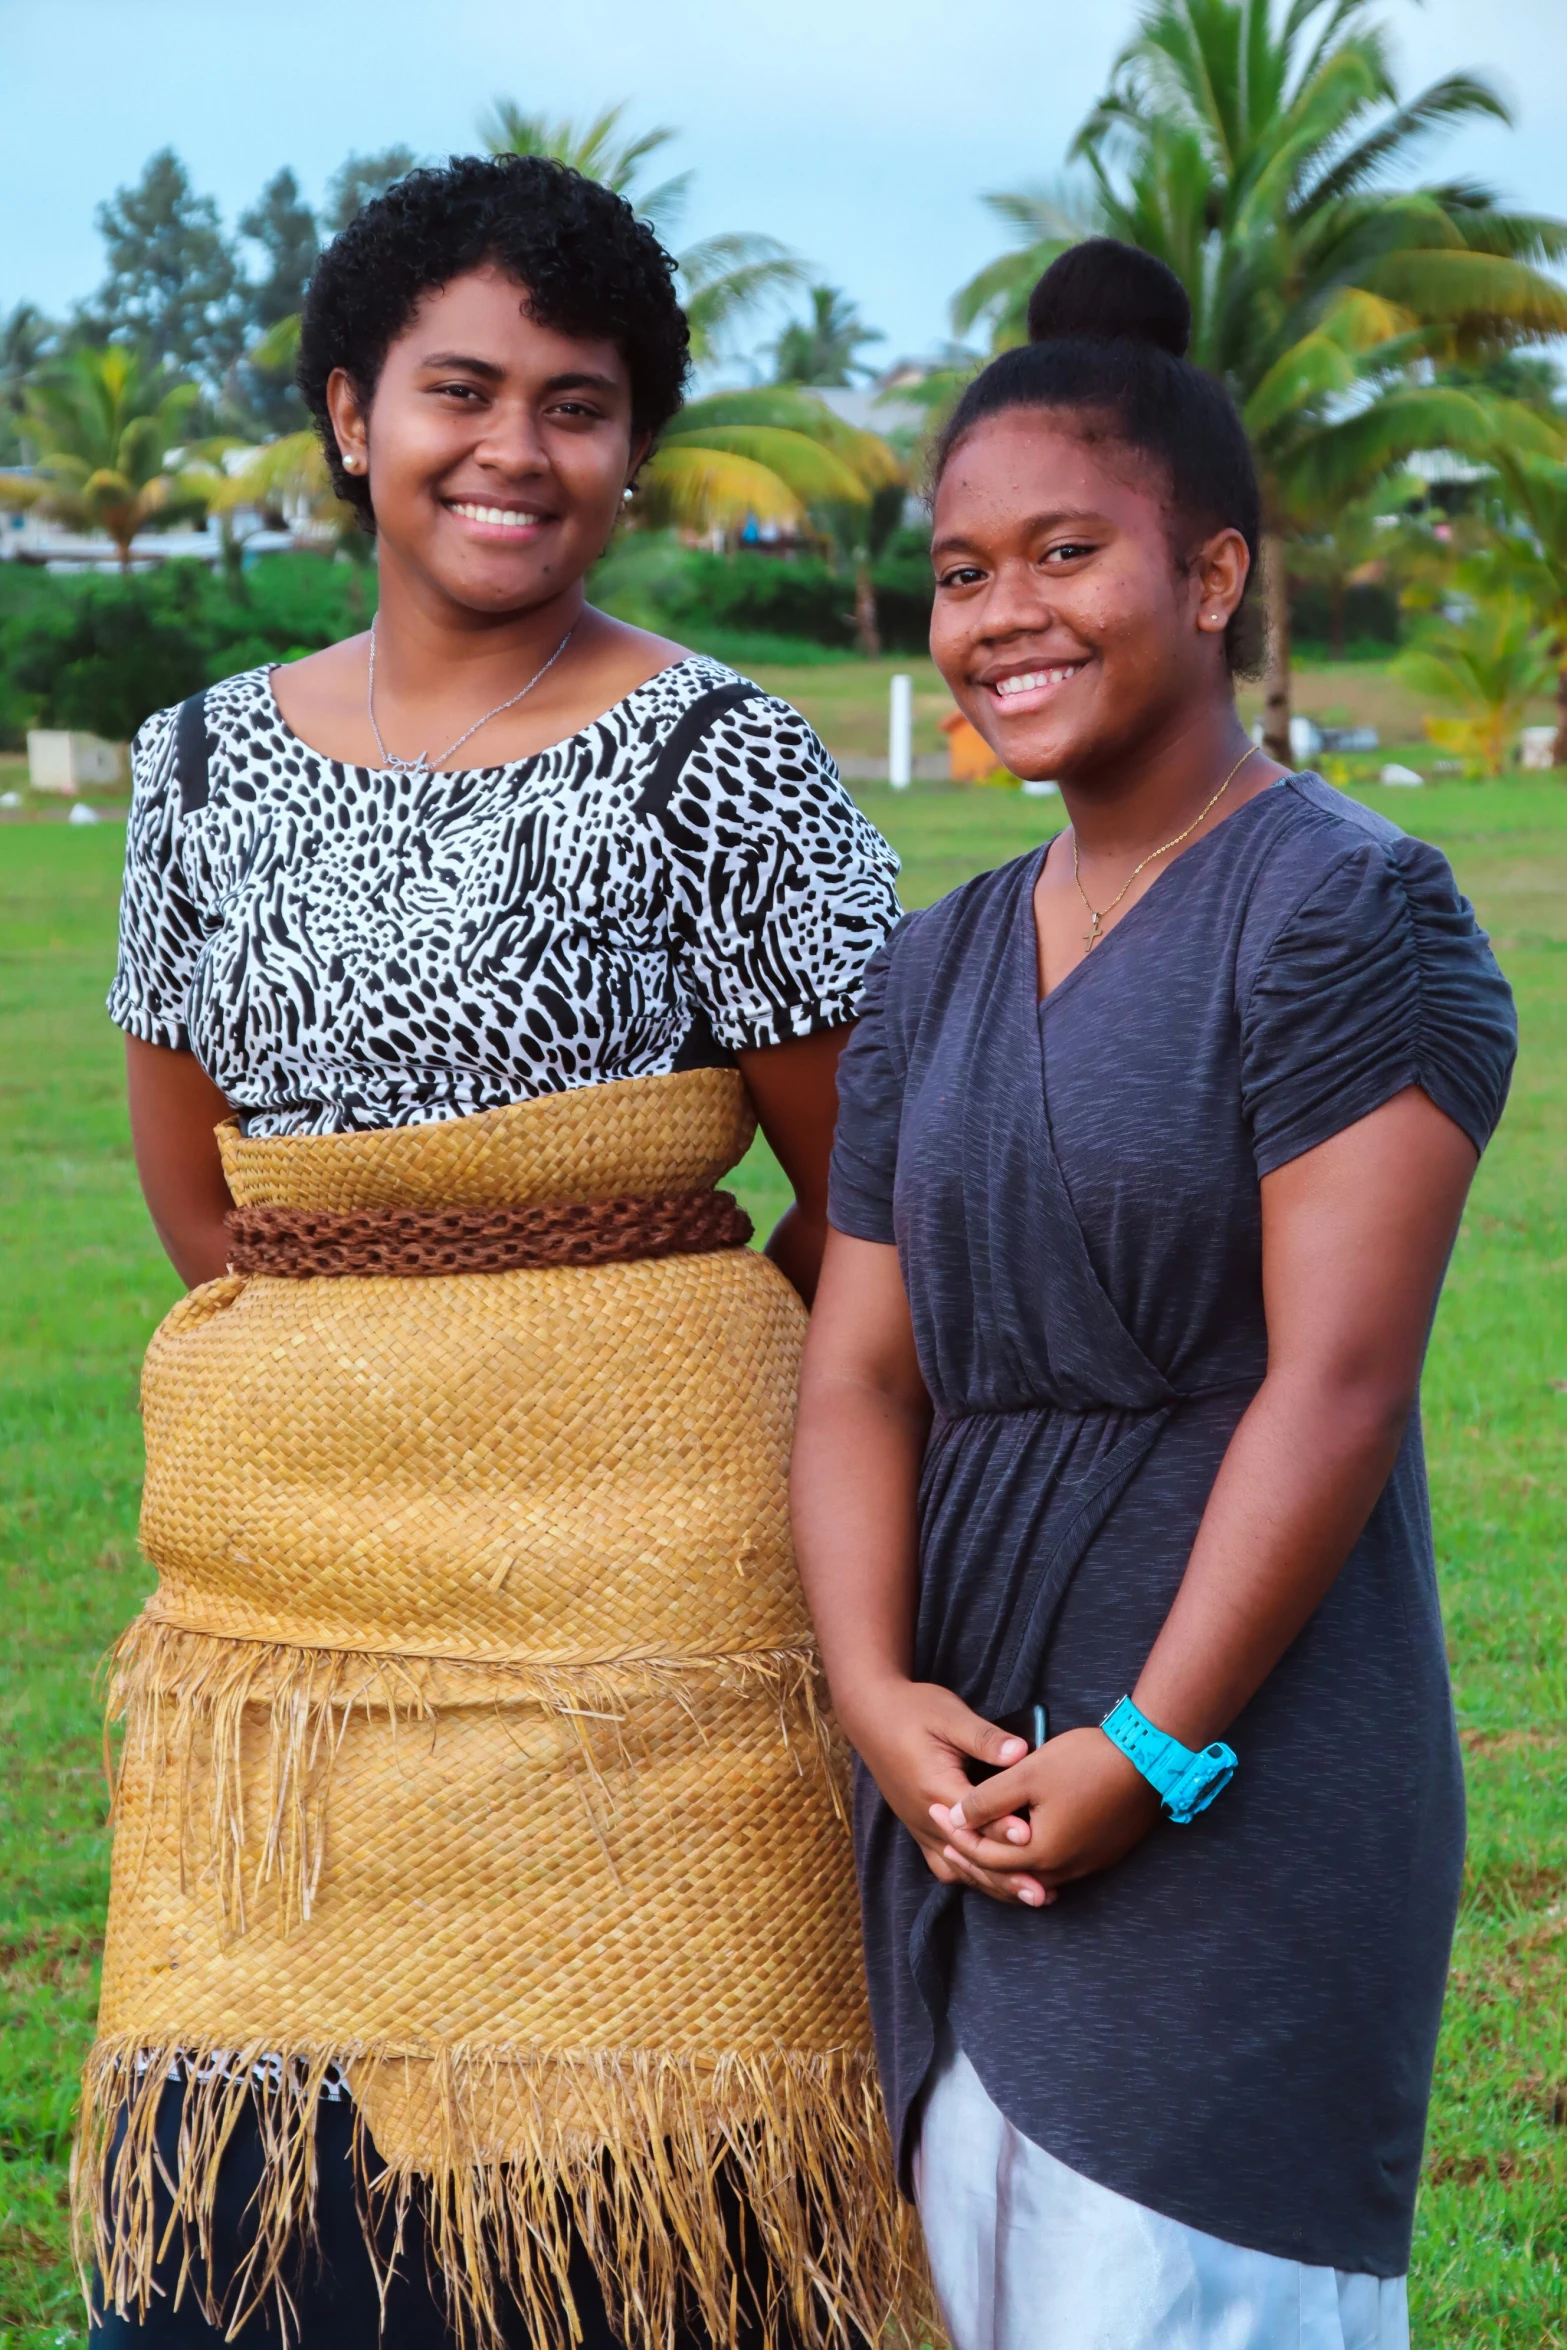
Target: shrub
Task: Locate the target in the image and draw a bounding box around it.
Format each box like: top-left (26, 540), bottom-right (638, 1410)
top-left (0, 555), bottom-right (375, 745)
top-left (1289, 580), bottom-right (1402, 651)
top-left (591, 533), bottom-right (933, 654)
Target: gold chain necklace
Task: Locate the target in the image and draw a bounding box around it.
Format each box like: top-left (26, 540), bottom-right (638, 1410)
top-left (1072, 744), bottom-right (1257, 950)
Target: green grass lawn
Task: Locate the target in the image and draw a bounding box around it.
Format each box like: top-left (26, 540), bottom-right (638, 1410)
top-left (3, 774), bottom-right (1565, 2346)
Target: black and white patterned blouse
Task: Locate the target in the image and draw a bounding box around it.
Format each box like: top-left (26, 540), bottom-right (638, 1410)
top-left (109, 656), bottom-right (901, 1137)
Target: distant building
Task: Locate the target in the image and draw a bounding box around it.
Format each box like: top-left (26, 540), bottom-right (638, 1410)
top-left (1, 505), bottom-right (298, 571)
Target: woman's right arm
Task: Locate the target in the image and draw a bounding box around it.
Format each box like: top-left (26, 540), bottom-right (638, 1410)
top-left (125, 1036), bottom-right (235, 1288)
top-left (791, 1228), bottom-right (1042, 1894)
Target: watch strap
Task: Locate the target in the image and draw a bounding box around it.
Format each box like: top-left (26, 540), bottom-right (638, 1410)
top-left (1100, 1695), bottom-right (1236, 1825)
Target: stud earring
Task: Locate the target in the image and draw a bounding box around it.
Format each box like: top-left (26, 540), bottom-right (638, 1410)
top-left (623, 486), bottom-right (635, 503)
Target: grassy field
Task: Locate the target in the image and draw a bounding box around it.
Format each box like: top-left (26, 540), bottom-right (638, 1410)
top-left (2, 748), bottom-right (1565, 2345)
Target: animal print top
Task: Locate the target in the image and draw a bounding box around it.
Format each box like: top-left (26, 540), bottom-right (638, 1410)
top-left (109, 656), bottom-right (901, 1137)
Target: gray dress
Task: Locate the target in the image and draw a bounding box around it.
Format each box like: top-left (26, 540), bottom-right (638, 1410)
top-left (826, 775), bottom-right (1516, 2278)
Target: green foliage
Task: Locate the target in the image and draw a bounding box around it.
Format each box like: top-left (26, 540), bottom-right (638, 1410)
top-left (0, 554), bottom-right (374, 744)
top-left (1484, 456), bottom-right (1567, 640)
top-left (590, 533), bottom-right (931, 653)
top-left (1288, 577), bottom-right (1401, 650)
top-left (638, 388), bottom-right (901, 536)
top-left (1069, 0), bottom-right (1567, 515)
top-left (0, 344), bottom-right (209, 568)
top-left (322, 148), bottom-right (421, 237)
top-left (481, 99), bottom-right (802, 370)
top-left (0, 305), bottom-right (55, 462)
top-left (233, 172), bottom-right (318, 435)
top-left (676, 236), bottom-right (804, 370)
top-left (1395, 594), bottom-right (1556, 775)
top-left (87, 149), bottom-right (246, 383)
top-left (1286, 476), bottom-right (1421, 653)
top-left (951, 177), bottom-right (1105, 348)
top-left (482, 99), bottom-right (692, 231)
top-left (238, 170), bottom-right (319, 334)
top-left (955, 0), bottom-right (1567, 753)
top-left (770, 286), bottom-right (885, 387)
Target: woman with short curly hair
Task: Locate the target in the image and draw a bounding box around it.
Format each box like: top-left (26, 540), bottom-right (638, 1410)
top-left (85, 154), bottom-right (909, 2350)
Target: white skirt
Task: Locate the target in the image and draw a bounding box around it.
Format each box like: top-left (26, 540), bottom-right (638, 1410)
top-left (914, 2031), bottom-right (1409, 2350)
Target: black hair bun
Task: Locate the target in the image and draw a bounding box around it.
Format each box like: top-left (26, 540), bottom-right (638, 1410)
top-left (1026, 238), bottom-right (1191, 359)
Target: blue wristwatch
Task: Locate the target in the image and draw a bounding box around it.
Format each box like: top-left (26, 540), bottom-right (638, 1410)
top-left (1100, 1696), bottom-right (1236, 1825)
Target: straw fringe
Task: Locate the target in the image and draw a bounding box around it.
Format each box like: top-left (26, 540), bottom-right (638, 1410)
top-left (76, 2035), bottom-right (932, 2350)
top-left (106, 1614), bottom-right (842, 1939)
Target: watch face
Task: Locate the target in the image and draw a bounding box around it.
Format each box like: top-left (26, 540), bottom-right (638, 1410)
top-left (1169, 1746), bottom-right (1236, 1822)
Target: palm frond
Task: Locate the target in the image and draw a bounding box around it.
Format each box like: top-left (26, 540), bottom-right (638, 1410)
top-left (1362, 249), bottom-right (1567, 341)
top-left (480, 98), bottom-right (686, 227)
top-left (1297, 70), bottom-right (1512, 213)
top-left (660, 422), bottom-right (870, 506)
top-left (635, 446), bottom-right (807, 531)
top-left (678, 236), bottom-right (805, 366)
top-left (1243, 327), bottom-right (1361, 438)
top-left (248, 314), bottom-right (302, 373)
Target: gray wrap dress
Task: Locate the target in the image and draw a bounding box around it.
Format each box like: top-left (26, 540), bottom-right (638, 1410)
top-left (826, 774), bottom-right (1516, 2278)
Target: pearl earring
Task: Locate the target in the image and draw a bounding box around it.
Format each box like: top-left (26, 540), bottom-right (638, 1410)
top-left (623, 486), bottom-right (634, 503)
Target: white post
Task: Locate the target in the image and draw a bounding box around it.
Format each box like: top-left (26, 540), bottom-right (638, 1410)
top-left (888, 672), bottom-right (913, 790)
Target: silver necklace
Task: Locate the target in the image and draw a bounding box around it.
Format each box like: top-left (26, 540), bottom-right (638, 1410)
top-left (366, 614), bottom-right (576, 778)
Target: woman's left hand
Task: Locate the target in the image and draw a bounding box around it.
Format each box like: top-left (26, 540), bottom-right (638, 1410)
top-left (929, 1726), bottom-right (1162, 1905)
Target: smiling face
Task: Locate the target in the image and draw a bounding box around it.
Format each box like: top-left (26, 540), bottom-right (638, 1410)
top-left (929, 408), bottom-right (1249, 784)
top-left (325, 263), bottom-right (643, 616)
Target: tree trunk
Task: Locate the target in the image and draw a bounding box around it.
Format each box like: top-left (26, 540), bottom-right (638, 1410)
top-left (1555, 652), bottom-right (1567, 772)
top-left (1262, 529), bottom-right (1292, 766)
top-left (1330, 577), bottom-right (1345, 663)
top-left (853, 560), bottom-right (882, 661)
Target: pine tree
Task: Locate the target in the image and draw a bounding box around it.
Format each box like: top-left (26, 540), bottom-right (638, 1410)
top-left (240, 169), bottom-right (319, 331)
top-left (323, 147), bottom-right (420, 236)
top-left (90, 149), bottom-right (245, 381)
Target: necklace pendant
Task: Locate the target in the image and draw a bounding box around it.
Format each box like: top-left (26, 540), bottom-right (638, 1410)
top-left (1084, 912), bottom-right (1102, 950)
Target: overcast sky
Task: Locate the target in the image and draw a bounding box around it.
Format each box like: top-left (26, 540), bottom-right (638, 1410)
top-left (4, 0), bottom-right (1565, 368)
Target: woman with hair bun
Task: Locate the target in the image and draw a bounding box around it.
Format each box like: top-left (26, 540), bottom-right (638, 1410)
top-left (792, 239), bottom-right (1515, 2348)
top-left (86, 153), bottom-right (910, 2350)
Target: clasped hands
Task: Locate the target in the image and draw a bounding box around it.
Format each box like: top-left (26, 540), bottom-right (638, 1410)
top-left (842, 1677), bottom-right (1161, 1907)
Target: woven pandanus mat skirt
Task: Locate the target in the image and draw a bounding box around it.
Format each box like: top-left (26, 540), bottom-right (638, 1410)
top-left (79, 1070), bottom-right (921, 2350)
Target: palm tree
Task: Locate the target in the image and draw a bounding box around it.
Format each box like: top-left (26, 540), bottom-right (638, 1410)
top-left (770, 287), bottom-right (885, 387)
top-left (0, 344), bottom-right (207, 568)
top-left (0, 302), bottom-right (53, 453)
top-left (676, 234), bottom-right (807, 370)
top-left (482, 99), bottom-right (692, 233)
top-left (637, 386), bottom-right (900, 536)
top-left (482, 98), bottom-right (804, 376)
top-left (951, 179), bottom-right (1107, 350)
top-left (1463, 453), bottom-right (1567, 764)
top-left (1395, 593), bottom-right (1555, 776)
top-left (191, 427), bottom-right (359, 552)
top-left (963, 0), bottom-right (1567, 759)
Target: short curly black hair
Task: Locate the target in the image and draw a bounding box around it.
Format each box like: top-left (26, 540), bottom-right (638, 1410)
top-left (298, 152), bottom-right (690, 527)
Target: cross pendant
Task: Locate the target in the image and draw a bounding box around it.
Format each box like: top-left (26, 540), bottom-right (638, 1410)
top-left (1083, 912), bottom-right (1102, 951)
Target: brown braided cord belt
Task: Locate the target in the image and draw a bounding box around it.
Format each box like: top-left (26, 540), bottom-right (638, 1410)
top-left (227, 1189), bottom-right (755, 1278)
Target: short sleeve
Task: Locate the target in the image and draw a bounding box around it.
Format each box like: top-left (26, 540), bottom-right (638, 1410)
top-left (106, 703), bottom-right (207, 1050)
top-left (827, 935), bottom-right (906, 1243)
top-left (1240, 834), bottom-right (1517, 1176)
top-left (654, 694), bottom-right (901, 1051)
